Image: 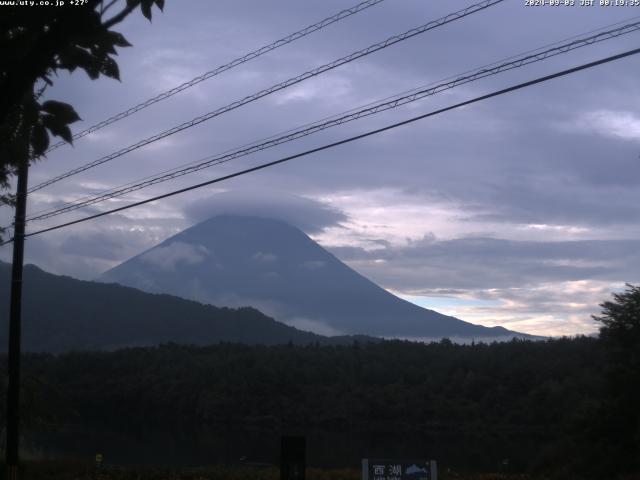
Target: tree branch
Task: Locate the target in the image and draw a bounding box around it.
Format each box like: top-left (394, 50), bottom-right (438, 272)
top-left (103, 3), bottom-right (137, 29)
top-left (100, 0), bottom-right (120, 18)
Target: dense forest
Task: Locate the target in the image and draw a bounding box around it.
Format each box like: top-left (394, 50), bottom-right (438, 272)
top-left (1, 336), bottom-right (636, 478)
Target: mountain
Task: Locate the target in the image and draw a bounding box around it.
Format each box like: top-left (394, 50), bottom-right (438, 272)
top-left (0, 262), bottom-right (375, 353)
top-left (101, 215), bottom-right (526, 340)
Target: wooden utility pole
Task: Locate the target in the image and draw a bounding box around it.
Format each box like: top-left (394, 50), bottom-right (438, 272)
top-left (6, 158), bottom-right (29, 480)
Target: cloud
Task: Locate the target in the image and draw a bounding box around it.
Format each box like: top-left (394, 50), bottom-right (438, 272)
top-left (183, 189), bottom-right (348, 234)
top-left (330, 236), bottom-right (640, 291)
top-left (408, 280), bottom-right (618, 337)
top-left (0, 211), bottom-right (187, 280)
top-left (60, 232), bottom-right (135, 261)
top-left (571, 110), bottom-right (640, 142)
top-left (139, 241), bottom-right (209, 272)
top-left (325, 235), bottom-right (639, 336)
top-left (284, 317), bottom-right (346, 337)
top-left (274, 73), bottom-right (354, 106)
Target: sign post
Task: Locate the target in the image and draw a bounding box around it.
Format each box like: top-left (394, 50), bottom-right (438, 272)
top-left (280, 436), bottom-right (305, 480)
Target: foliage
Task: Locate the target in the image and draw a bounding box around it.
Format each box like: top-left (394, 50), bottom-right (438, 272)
top-left (4, 460), bottom-right (551, 480)
top-left (0, 0), bottom-right (164, 240)
top-left (591, 284), bottom-right (640, 475)
top-left (0, 337), bottom-right (608, 476)
top-left (594, 283), bottom-right (640, 345)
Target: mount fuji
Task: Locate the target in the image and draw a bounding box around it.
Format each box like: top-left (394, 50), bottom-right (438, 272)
top-left (101, 215), bottom-right (526, 340)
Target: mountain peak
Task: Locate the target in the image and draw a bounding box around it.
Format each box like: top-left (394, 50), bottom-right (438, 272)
top-left (102, 215), bottom-right (527, 340)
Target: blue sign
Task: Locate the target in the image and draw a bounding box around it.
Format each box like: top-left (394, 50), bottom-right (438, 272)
top-left (362, 459), bottom-right (437, 480)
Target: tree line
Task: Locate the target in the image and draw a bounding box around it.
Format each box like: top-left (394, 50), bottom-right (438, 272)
top-left (0, 335), bottom-right (629, 477)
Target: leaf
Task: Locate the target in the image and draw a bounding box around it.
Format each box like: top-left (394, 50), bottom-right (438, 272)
top-left (41, 100), bottom-right (81, 125)
top-left (155, 0), bottom-right (164, 11)
top-left (57, 125), bottom-right (73, 144)
top-left (107, 31), bottom-right (132, 48)
top-left (58, 46), bottom-right (101, 79)
top-left (140, 0), bottom-right (152, 20)
top-left (100, 57), bottom-right (120, 81)
top-left (31, 124), bottom-right (50, 157)
top-left (0, 194), bottom-right (16, 208)
top-left (83, 64), bottom-right (101, 79)
top-left (94, 32), bottom-right (117, 55)
top-left (42, 114), bottom-right (74, 144)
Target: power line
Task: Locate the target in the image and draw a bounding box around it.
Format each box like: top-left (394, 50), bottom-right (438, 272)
top-left (26, 15), bottom-right (640, 210)
top-left (43, 0), bottom-right (388, 154)
top-left (15, 46), bottom-right (640, 241)
top-left (26, 19), bottom-right (640, 223)
top-left (29, 18), bottom-right (640, 220)
top-left (25, 13), bottom-right (640, 221)
top-left (28, 0), bottom-right (505, 193)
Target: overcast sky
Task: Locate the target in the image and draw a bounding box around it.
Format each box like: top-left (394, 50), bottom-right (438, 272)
top-left (2, 0), bottom-right (640, 336)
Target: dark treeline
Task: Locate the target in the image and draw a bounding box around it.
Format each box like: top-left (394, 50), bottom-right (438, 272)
top-left (1, 336), bottom-right (633, 477)
top-left (0, 262), bottom-right (378, 352)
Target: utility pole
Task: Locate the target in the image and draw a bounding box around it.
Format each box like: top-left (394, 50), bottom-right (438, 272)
top-left (6, 158), bottom-right (29, 480)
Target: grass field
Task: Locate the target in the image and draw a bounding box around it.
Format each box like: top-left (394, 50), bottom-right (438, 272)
top-left (8, 460), bottom-right (543, 480)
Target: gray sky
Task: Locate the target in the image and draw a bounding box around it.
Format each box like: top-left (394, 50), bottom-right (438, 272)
top-left (3, 0), bottom-right (640, 336)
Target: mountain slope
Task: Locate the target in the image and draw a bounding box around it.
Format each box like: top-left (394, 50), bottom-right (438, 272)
top-left (101, 215), bottom-right (523, 339)
top-left (0, 262), bottom-right (373, 353)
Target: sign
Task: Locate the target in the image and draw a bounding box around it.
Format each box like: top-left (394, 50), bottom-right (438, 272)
top-left (362, 459), bottom-right (437, 480)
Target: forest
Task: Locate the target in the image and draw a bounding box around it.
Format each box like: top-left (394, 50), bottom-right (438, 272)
top-left (1, 334), bottom-right (637, 478)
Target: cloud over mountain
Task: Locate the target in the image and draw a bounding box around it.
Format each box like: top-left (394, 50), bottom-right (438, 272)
top-left (184, 190), bottom-right (348, 234)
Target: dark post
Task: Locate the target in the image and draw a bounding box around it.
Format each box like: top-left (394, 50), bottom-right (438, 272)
top-left (280, 436), bottom-right (305, 480)
top-left (6, 158), bottom-right (29, 480)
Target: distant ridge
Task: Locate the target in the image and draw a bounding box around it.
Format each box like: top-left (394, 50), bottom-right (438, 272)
top-left (101, 215), bottom-right (530, 340)
top-left (0, 262), bottom-right (377, 353)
